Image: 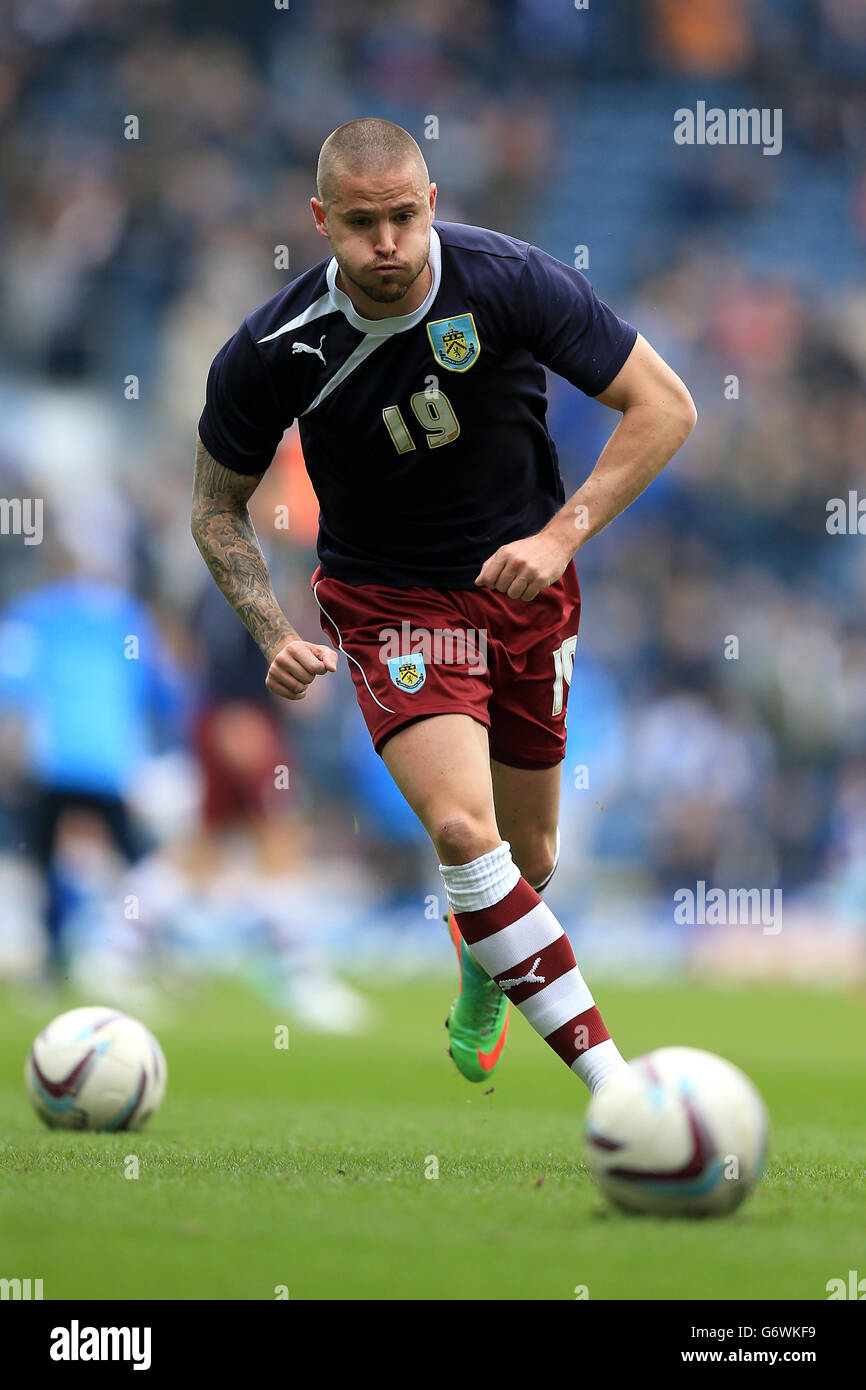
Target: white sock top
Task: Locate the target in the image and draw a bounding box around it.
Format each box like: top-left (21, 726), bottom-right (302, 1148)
top-left (438, 840), bottom-right (521, 914)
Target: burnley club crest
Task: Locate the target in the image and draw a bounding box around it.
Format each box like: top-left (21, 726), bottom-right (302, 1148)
top-left (426, 314), bottom-right (480, 373)
top-left (387, 655), bottom-right (427, 693)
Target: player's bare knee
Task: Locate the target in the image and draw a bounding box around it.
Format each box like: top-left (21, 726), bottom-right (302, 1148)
top-left (434, 815), bottom-right (498, 866)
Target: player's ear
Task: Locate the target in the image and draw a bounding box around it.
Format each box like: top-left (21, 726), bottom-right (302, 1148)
top-left (310, 197), bottom-right (329, 238)
top-left (428, 182), bottom-right (437, 219)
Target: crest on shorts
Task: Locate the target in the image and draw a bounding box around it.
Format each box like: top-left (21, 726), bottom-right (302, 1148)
top-left (426, 314), bottom-right (480, 372)
top-left (387, 654), bottom-right (427, 693)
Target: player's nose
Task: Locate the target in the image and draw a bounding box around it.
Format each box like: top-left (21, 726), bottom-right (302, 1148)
top-left (372, 221), bottom-right (397, 255)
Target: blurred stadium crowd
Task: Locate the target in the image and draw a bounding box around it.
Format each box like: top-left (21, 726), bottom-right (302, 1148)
top-left (0, 0), bottom-right (864, 1004)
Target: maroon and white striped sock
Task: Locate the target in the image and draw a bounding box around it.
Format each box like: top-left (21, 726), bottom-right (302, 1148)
top-left (439, 840), bottom-right (627, 1094)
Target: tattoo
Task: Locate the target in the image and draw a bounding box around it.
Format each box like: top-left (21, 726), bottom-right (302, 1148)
top-left (190, 436), bottom-right (297, 662)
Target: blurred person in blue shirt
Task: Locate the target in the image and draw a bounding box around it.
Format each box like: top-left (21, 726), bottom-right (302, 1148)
top-left (0, 550), bottom-right (187, 972)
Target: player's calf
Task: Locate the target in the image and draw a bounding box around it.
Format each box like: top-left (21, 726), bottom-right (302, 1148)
top-left (515, 826), bottom-right (561, 894)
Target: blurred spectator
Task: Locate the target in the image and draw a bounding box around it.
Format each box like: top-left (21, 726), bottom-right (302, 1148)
top-left (0, 549), bottom-right (188, 971)
top-left (652, 0), bottom-right (756, 76)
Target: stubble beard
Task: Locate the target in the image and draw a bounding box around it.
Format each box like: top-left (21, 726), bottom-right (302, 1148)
top-left (336, 246), bottom-right (430, 306)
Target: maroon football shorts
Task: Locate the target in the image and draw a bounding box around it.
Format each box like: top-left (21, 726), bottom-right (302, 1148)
top-left (311, 561), bottom-right (581, 770)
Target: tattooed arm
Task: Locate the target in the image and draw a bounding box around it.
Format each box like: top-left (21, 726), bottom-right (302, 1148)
top-left (190, 435), bottom-right (337, 700)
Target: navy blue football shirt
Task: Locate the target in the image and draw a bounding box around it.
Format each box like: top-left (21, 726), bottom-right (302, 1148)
top-left (198, 221), bottom-right (637, 589)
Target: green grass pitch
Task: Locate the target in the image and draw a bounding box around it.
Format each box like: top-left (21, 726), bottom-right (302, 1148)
top-left (0, 976), bottom-right (863, 1300)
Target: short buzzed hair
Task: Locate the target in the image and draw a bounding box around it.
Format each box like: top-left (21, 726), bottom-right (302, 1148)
top-left (316, 118), bottom-right (429, 207)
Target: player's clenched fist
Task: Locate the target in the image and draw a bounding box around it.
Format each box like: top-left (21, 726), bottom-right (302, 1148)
top-left (474, 531), bottom-right (575, 602)
top-left (266, 638), bottom-right (338, 700)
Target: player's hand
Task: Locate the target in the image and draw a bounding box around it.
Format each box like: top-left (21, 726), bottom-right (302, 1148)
top-left (474, 531), bottom-right (575, 602)
top-left (266, 638), bottom-right (338, 700)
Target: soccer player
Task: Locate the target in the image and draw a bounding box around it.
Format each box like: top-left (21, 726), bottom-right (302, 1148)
top-left (191, 118), bottom-right (696, 1095)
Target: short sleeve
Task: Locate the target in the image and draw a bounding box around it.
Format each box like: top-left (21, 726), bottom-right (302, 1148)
top-left (518, 246), bottom-right (637, 396)
top-left (197, 322), bottom-right (289, 475)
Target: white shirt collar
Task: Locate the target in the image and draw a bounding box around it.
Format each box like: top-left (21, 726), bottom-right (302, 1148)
top-left (326, 226), bottom-right (441, 336)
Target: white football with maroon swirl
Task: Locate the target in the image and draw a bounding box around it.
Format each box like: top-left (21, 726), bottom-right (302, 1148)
top-left (26, 1006), bottom-right (167, 1131)
top-left (584, 1047), bottom-right (768, 1216)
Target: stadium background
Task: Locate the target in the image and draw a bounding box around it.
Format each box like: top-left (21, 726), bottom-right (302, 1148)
top-left (0, 0), bottom-right (864, 1015)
